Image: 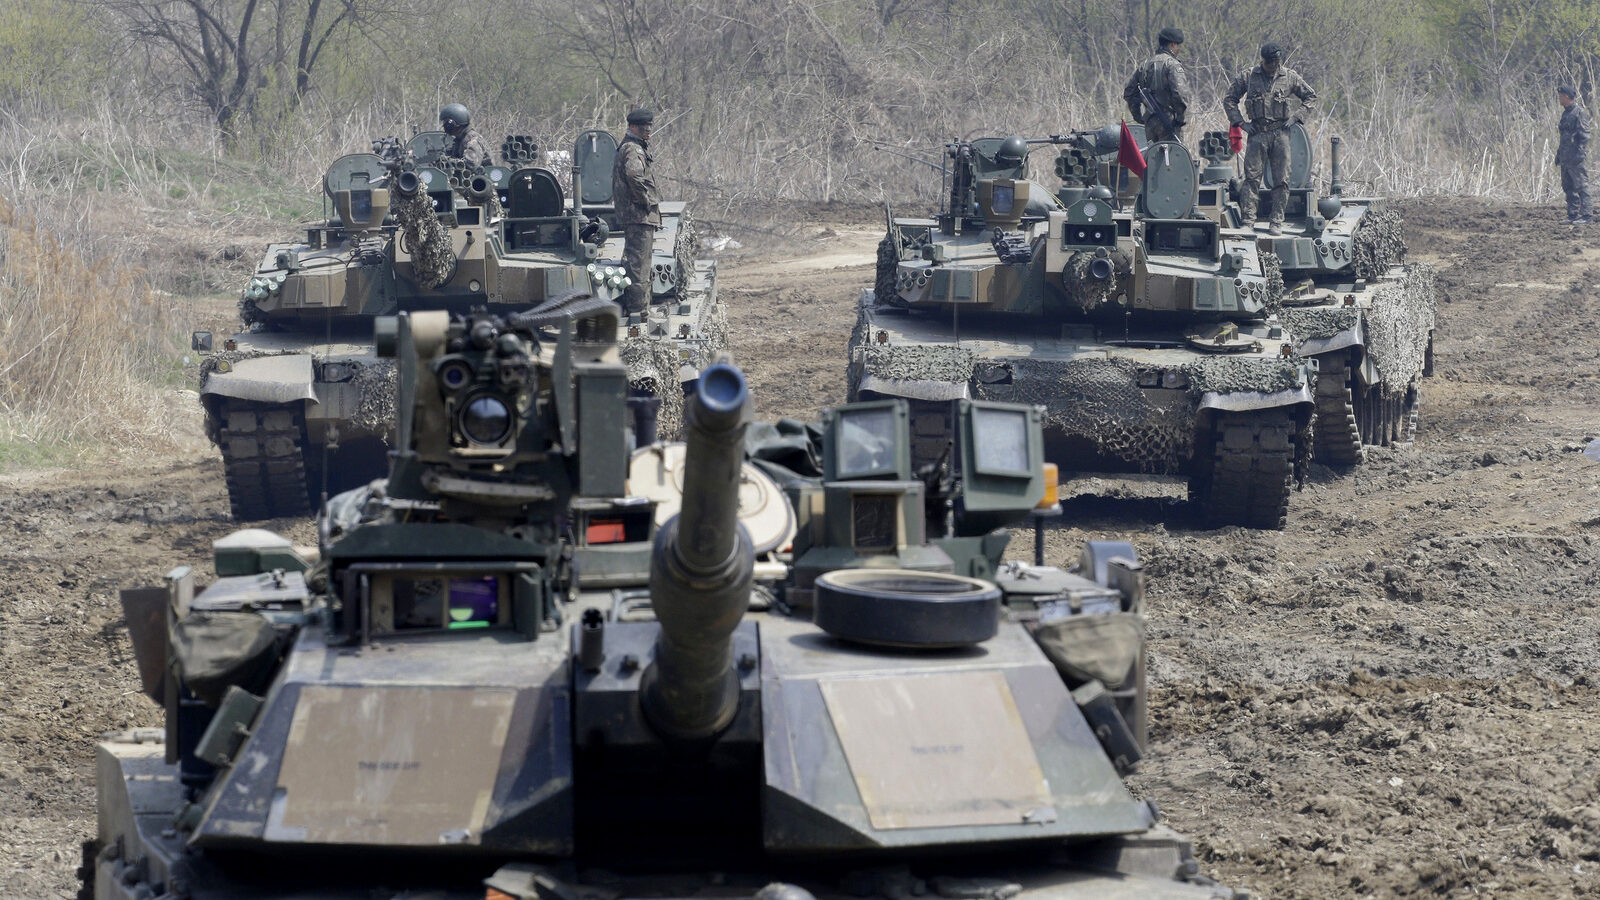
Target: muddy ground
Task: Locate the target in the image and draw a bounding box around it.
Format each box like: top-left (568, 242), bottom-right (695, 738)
top-left (3, 197), bottom-right (1599, 898)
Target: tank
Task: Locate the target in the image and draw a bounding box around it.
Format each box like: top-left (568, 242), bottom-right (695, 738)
top-left (92, 303), bottom-right (1238, 899)
top-left (192, 127), bottom-right (721, 520)
top-left (854, 129), bottom-right (1315, 529)
top-left (1204, 126), bottom-right (1438, 464)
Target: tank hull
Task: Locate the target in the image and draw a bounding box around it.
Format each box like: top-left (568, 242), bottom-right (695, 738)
top-left (850, 293), bottom-right (1314, 529)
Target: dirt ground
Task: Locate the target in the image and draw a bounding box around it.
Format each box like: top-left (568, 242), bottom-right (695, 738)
top-left (3, 197), bottom-right (1599, 899)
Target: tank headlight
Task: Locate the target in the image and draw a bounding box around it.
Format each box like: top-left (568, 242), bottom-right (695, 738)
top-left (1162, 371), bottom-right (1188, 389)
top-left (460, 395), bottom-right (512, 445)
top-left (468, 279), bottom-right (482, 292)
top-left (1136, 370), bottom-right (1159, 388)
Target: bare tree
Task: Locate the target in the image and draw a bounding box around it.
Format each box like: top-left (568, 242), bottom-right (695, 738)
top-left (85, 0), bottom-right (403, 141)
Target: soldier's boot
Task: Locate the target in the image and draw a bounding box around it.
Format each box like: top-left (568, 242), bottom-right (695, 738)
top-left (620, 284), bottom-right (649, 316)
top-left (1267, 221), bottom-right (1284, 235)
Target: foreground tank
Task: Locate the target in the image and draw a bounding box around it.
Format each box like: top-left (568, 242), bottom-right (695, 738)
top-left (1207, 127), bottom-right (1437, 464)
top-left (93, 304), bottom-right (1236, 899)
top-left (855, 129), bottom-right (1314, 529)
top-left (194, 127), bottom-right (721, 519)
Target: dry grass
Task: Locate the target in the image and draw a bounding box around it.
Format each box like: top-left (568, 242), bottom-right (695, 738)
top-left (0, 199), bottom-right (184, 465)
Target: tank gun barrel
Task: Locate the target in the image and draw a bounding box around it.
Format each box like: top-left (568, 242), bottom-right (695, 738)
top-left (641, 363), bottom-right (755, 742)
top-left (385, 159), bottom-right (457, 289)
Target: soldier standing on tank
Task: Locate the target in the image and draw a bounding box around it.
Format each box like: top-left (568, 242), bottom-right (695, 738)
top-left (613, 108), bottom-right (660, 315)
top-left (1557, 85), bottom-right (1592, 225)
top-left (1224, 43), bottom-right (1317, 235)
top-left (440, 103), bottom-right (493, 168)
top-left (1124, 27), bottom-right (1192, 145)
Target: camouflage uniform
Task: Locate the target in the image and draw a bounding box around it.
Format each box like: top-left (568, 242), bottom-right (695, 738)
top-left (1224, 65), bottom-right (1317, 227)
top-left (612, 133), bottom-right (661, 314)
top-left (447, 127), bottom-right (493, 168)
top-left (1558, 99), bottom-right (1592, 222)
top-left (1124, 48), bottom-right (1192, 144)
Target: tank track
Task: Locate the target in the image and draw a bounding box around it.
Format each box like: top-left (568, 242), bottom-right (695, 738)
top-left (1190, 409), bottom-right (1296, 530)
top-left (1312, 353), bottom-right (1364, 466)
top-left (218, 399), bottom-right (312, 520)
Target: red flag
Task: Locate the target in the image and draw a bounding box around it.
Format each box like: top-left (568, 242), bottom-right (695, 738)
top-left (1118, 120), bottom-right (1147, 178)
top-left (1228, 123), bottom-right (1244, 155)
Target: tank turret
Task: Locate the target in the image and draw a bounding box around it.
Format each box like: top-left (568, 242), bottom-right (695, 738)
top-left (859, 126), bottom-right (1315, 528)
top-left (190, 126), bottom-right (725, 520)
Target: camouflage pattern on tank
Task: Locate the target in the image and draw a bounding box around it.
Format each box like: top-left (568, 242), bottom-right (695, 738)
top-left (856, 128), bottom-right (1315, 529)
top-left (193, 128), bottom-right (723, 520)
top-left (91, 305), bottom-right (1239, 900)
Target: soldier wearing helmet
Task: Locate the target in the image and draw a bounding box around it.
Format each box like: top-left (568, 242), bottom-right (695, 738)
top-left (1124, 26), bottom-right (1192, 145)
top-left (1223, 42), bottom-right (1318, 235)
top-left (612, 108), bottom-right (661, 315)
top-left (992, 136), bottom-right (1028, 171)
top-left (440, 103), bottom-right (492, 168)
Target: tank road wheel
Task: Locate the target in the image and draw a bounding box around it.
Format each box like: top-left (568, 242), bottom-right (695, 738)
top-left (1191, 409), bottom-right (1296, 530)
top-left (1312, 353), bottom-right (1364, 466)
top-left (218, 400), bottom-right (312, 520)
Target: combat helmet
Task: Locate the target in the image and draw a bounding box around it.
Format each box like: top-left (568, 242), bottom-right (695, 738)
top-left (440, 102), bottom-right (471, 133)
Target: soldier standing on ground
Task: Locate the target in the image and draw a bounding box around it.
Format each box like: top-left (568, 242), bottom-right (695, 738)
top-left (1224, 43), bottom-right (1317, 235)
top-left (1124, 27), bottom-right (1193, 145)
top-left (1557, 85), bottom-right (1592, 225)
top-left (440, 103), bottom-right (493, 168)
top-left (612, 108), bottom-right (661, 315)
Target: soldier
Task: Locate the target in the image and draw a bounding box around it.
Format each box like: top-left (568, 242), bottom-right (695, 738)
top-left (612, 108), bottom-right (661, 315)
top-left (1557, 85), bottom-right (1592, 225)
top-left (1124, 26), bottom-right (1193, 145)
top-left (1224, 43), bottom-right (1317, 235)
top-left (439, 103), bottom-right (492, 168)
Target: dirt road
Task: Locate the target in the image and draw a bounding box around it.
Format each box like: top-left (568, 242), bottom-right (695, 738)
top-left (2, 199), bottom-right (1597, 898)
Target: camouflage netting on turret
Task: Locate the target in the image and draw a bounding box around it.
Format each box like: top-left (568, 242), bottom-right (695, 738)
top-left (620, 297), bottom-right (728, 441)
top-left (672, 208), bottom-right (699, 297)
top-left (1279, 263), bottom-right (1437, 389)
top-left (393, 186), bottom-right (454, 289)
top-left (1261, 250), bottom-right (1285, 315)
top-left (1061, 251), bottom-right (1121, 313)
top-left (874, 233), bottom-right (902, 305)
top-left (1351, 207), bottom-right (1407, 279)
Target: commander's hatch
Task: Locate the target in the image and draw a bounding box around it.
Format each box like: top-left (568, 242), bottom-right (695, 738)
top-left (407, 130), bottom-right (453, 166)
top-left (573, 129), bottom-right (619, 206)
top-left (1138, 140), bottom-right (1197, 219)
